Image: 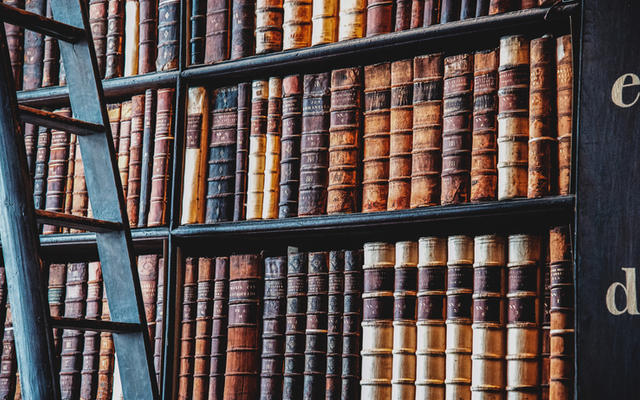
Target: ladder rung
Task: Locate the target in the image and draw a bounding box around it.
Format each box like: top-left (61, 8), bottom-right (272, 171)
top-left (18, 105), bottom-right (104, 136)
top-left (35, 210), bottom-right (122, 233)
top-left (49, 317), bottom-right (142, 333)
top-left (0, 4), bottom-right (85, 43)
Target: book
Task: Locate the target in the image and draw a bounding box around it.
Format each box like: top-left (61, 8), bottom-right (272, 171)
top-left (460, 0), bottom-right (476, 19)
top-left (556, 35), bottom-right (572, 196)
top-left (325, 250), bottom-right (344, 399)
top-left (395, 0), bottom-right (412, 31)
top-left (138, 89), bottom-right (157, 227)
top-left (542, 240), bottom-right (550, 400)
top-left (230, 0), bottom-right (255, 59)
top-left (71, 142), bottom-right (88, 232)
top-left (442, 53), bottom-right (473, 205)
top-left (190, 0), bottom-right (207, 64)
top-left (157, 0), bottom-right (180, 70)
top-left (204, 0), bottom-right (230, 63)
top-left (471, 48), bottom-right (498, 202)
top-left (263, 77), bottom-right (283, 219)
top-left (105, 0), bottom-right (124, 79)
top-left (148, 88), bottom-right (175, 226)
top-left (127, 94), bottom-right (145, 227)
top-left (5, 0), bottom-right (24, 90)
top-left (154, 258), bottom-right (166, 388)
top-left (311, 0), bottom-right (338, 45)
top-left (498, 35), bottom-right (530, 200)
top-left (360, 242), bottom-right (395, 398)
top-left (48, 263), bottom-right (67, 355)
top-left (138, 0), bottom-right (157, 74)
top-left (341, 249), bottom-right (363, 399)
top-left (96, 292), bottom-right (115, 400)
top-left (489, 0), bottom-right (512, 14)
top-left (338, 0), bottom-right (366, 40)
top-left (298, 72), bottom-right (331, 216)
top-left (279, 75), bottom-right (303, 218)
top-left (246, 80), bottom-right (269, 220)
top-left (208, 257), bottom-right (229, 400)
top-left (24, 124), bottom-right (37, 178)
top-left (193, 257), bottom-right (214, 400)
top-left (283, 252), bottom-right (307, 400)
top-left (42, 3), bottom-right (60, 87)
top-left (80, 262), bottom-right (102, 400)
top-left (410, 0), bottom-right (425, 28)
top-left (411, 53), bottom-right (443, 208)
top-left (521, 0), bottom-right (536, 8)
top-left (391, 241), bottom-right (418, 400)
top-left (223, 254), bottom-right (262, 400)
top-left (178, 257), bottom-right (198, 400)
top-left (63, 134), bottom-right (77, 232)
top-left (108, 102), bottom-right (122, 151)
top-left (283, 0), bottom-right (312, 50)
top-left (256, 0), bottom-right (284, 53)
top-left (117, 100), bottom-right (133, 198)
top-left (423, 0), bottom-right (441, 26)
top-left (366, 0), bottom-right (393, 36)
top-left (206, 85), bottom-right (238, 223)
top-left (138, 255), bottom-right (159, 340)
top-left (328, 67), bottom-right (362, 215)
top-left (234, 82), bottom-right (252, 221)
top-left (22, 0), bottom-right (45, 90)
top-left (440, 0), bottom-right (461, 23)
top-left (124, 0), bottom-right (140, 76)
top-left (43, 108), bottom-right (71, 235)
top-left (33, 126), bottom-right (50, 210)
top-left (0, 308), bottom-right (16, 400)
top-left (362, 62), bottom-right (391, 213)
top-left (476, 0), bottom-right (489, 16)
top-left (388, 59), bottom-right (413, 211)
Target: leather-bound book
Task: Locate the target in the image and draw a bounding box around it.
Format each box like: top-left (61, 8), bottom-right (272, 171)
top-left (471, 235), bottom-right (506, 399)
top-left (388, 59), bottom-right (413, 211)
top-left (24, 123), bottom-right (37, 178)
top-left (279, 75), bottom-right (303, 218)
top-left (156, 0), bottom-right (180, 70)
top-left (520, 0), bottom-right (536, 8)
top-left (127, 94), bottom-right (145, 226)
top-left (208, 257), bottom-right (229, 400)
top-left (154, 258), bottom-right (166, 388)
top-left (181, 87), bottom-right (210, 225)
top-left (506, 234), bottom-right (541, 399)
top-left (247, 80), bottom-right (269, 220)
top-left (71, 142), bottom-right (88, 232)
top-left (124, 0), bottom-right (140, 75)
top-left (338, 0), bottom-right (366, 40)
top-left (361, 242), bottom-right (395, 399)
top-left (440, 0), bottom-right (460, 23)
top-left (298, 72), bottom-right (331, 216)
top-left (138, 89), bottom-right (157, 227)
top-left (234, 82), bottom-right (252, 220)
top-left (341, 249), bottom-right (363, 400)
top-left (498, 35), bottom-right (529, 200)
top-left (256, 0), bottom-right (284, 53)
top-left (411, 53), bottom-right (443, 208)
top-left (311, 0), bottom-right (338, 45)
top-left (475, 0), bottom-right (489, 15)
top-left (60, 263), bottom-right (89, 400)
top-left (471, 48), bottom-right (498, 202)
top-left (556, 35), bottom-right (572, 196)
top-left (395, 0), bottom-right (412, 31)
top-left (328, 67), bottom-right (362, 215)
top-left (489, 0), bottom-right (513, 14)
top-left (96, 292), bottom-right (115, 400)
top-left (259, 256), bottom-right (287, 400)
top-left (89, 0), bottom-right (108, 78)
top-left (43, 108), bottom-right (71, 234)
top-left (42, 3), bottom-right (60, 87)
top-left (148, 88), bottom-right (175, 226)
top-left (193, 257), bottom-right (215, 400)
top-left (204, 0), bottom-right (230, 63)
top-left (410, 0), bottom-right (424, 27)
top-left (460, 0), bottom-right (476, 19)
top-left (391, 241), bottom-right (418, 400)
top-left (362, 62), bottom-right (391, 213)
top-left (138, 255), bottom-right (159, 340)
top-left (48, 263), bottom-right (67, 354)
top-left (108, 103), bottom-right (122, 154)
top-left (206, 85), bottom-right (238, 223)
top-left (80, 262), bottom-right (102, 400)
top-left (118, 100), bottom-right (133, 198)
top-left (138, 0), bottom-right (157, 74)
top-left (262, 77), bottom-right (283, 219)
top-left (541, 241), bottom-right (550, 400)
top-left (415, 237), bottom-right (447, 399)
top-left (445, 236), bottom-right (473, 400)
top-left (325, 250), bottom-right (344, 399)
top-left (283, 252), bottom-right (307, 400)
top-left (302, 252), bottom-right (329, 399)
top-left (366, 0), bottom-right (393, 36)
top-left (230, 0), bottom-right (255, 59)
top-left (0, 308), bottom-right (16, 400)
top-left (33, 126), bottom-right (50, 210)
top-left (178, 258), bottom-right (198, 400)
top-left (549, 226), bottom-right (573, 400)
top-left (283, 0), bottom-right (312, 50)
top-left (4, 0), bottom-right (24, 90)
top-left (442, 53), bottom-right (473, 205)
top-left (528, 35), bottom-right (557, 198)
top-left (63, 135), bottom-right (77, 230)
top-left (22, 0), bottom-right (46, 90)
top-left (191, 0), bottom-right (207, 64)
top-left (105, 0), bottom-right (124, 79)
top-left (423, 0), bottom-right (441, 26)
top-left (223, 254), bottom-right (262, 400)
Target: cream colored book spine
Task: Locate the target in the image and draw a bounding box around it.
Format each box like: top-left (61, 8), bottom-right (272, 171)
top-left (338, 0), bottom-right (366, 41)
top-left (124, 0), bottom-right (140, 76)
top-left (311, 0), bottom-right (338, 45)
top-left (262, 77), bottom-right (282, 219)
top-left (283, 0), bottom-right (312, 50)
top-left (246, 80), bottom-right (269, 219)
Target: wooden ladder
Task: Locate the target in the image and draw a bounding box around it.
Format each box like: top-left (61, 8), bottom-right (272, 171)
top-left (0, 3), bottom-right (158, 399)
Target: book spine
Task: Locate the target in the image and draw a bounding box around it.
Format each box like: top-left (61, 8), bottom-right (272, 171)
top-left (178, 258), bottom-right (198, 400)
top-left (259, 256), bottom-right (287, 400)
top-left (156, 0), bottom-right (180, 70)
top-left (138, 89), bottom-right (157, 227)
top-left (181, 87), bottom-right (210, 224)
top-left (283, 252), bottom-right (307, 400)
top-left (262, 77), bottom-right (283, 219)
top-left (206, 85), bottom-right (238, 223)
top-left (388, 59), bottom-right (413, 211)
top-left (223, 254), bottom-right (262, 400)
top-left (88, 0), bottom-right (108, 77)
top-left (208, 257), bottom-right (229, 400)
top-left (4, 0), bottom-right (24, 90)
top-left (328, 66), bottom-right (362, 215)
top-left (423, 0), bottom-right (441, 26)
top-left (542, 239), bottom-right (550, 400)
top-left (22, 0), bottom-right (46, 90)
top-left (117, 100), bottom-right (133, 199)
top-left (0, 308), bottom-right (16, 400)
top-left (256, 0), bottom-right (284, 53)
top-left (234, 82), bottom-right (252, 220)
top-left (391, 241), bottom-right (418, 400)
top-left (105, 0), bottom-right (125, 79)
top-left (471, 48), bottom-right (498, 202)
top-left (395, 0), bottom-right (412, 31)
top-left (298, 72), bottom-right (331, 216)
top-left (48, 263), bottom-right (67, 355)
top-left (311, 0), bottom-right (338, 45)
top-left (442, 53), bottom-right (473, 205)
top-left (80, 262), bottom-right (102, 400)
top-left (148, 88), bottom-right (175, 226)
top-left (42, 3), bottom-right (60, 87)
top-left (124, 0), bottom-right (140, 76)
top-left (366, 0), bottom-right (393, 36)
top-left (204, 0), bottom-right (230, 63)
top-left (411, 53), bottom-right (443, 208)
top-left (138, 255), bottom-right (159, 341)
top-left (506, 234), bottom-right (541, 399)
top-left (33, 126), bottom-right (50, 210)
top-left (498, 35), bottom-right (530, 200)
top-left (24, 123), bottom-right (37, 178)
top-left (338, 0), bottom-right (366, 41)
top-left (63, 134), bottom-right (77, 232)
top-left (71, 141), bottom-right (88, 232)
top-left (460, 0), bottom-right (476, 19)
top-left (193, 257), bottom-right (214, 400)
top-left (246, 80), bottom-right (269, 220)
top-left (341, 249), bottom-right (363, 399)
top-left (230, 0), bottom-right (256, 59)
top-left (154, 258), bottom-right (165, 388)
top-left (138, 0), bottom-right (157, 74)
top-left (488, 0), bottom-right (512, 14)
top-left (127, 94), bottom-right (145, 227)
top-left (190, 0), bottom-right (207, 64)
top-left (521, 0), bottom-right (536, 8)
top-left (96, 292), bottom-right (115, 400)
top-left (325, 250), bottom-right (344, 399)
top-left (108, 103), bottom-right (122, 153)
top-left (360, 242), bottom-right (395, 398)
top-left (556, 35), bottom-right (572, 196)
top-left (362, 62), bottom-right (391, 213)
top-left (471, 235), bottom-right (506, 399)
top-left (43, 108), bottom-right (71, 234)
top-left (475, 0), bottom-right (489, 16)
top-left (279, 75), bottom-right (303, 218)
top-left (410, 0), bottom-right (424, 28)
top-left (283, 0), bottom-right (312, 50)
top-left (440, 0), bottom-right (460, 23)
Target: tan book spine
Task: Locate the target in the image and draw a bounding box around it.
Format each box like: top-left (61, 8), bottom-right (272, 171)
top-left (556, 35), bottom-right (572, 196)
top-left (71, 142), bottom-right (88, 231)
top-left (256, 0), bottom-right (284, 54)
top-left (181, 87), bottom-right (210, 224)
top-left (117, 100), bottom-right (132, 199)
top-left (107, 103), bottom-right (122, 150)
top-left (283, 0), bottom-right (312, 50)
top-left (338, 0), bottom-right (366, 41)
top-left (63, 134), bottom-right (77, 229)
top-left (124, 0), bottom-right (140, 76)
top-left (96, 292), bottom-right (115, 400)
top-left (247, 80), bottom-right (269, 220)
top-left (262, 77), bottom-right (283, 219)
top-left (312, 0), bottom-right (338, 45)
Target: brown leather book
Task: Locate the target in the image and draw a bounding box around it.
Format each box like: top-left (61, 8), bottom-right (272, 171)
top-left (96, 292), bottom-right (115, 400)
top-left (42, 3), bottom-right (60, 87)
top-left (440, 0), bottom-right (460, 22)
top-left (80, 262), bottom-right (102, 400)
top-left (43, 108), bottom-right (71, 234)
top-left (178, 257), bottom-right (198, 400)
top-left (442, 53), bottom-right (473, 205)
top-left (0, 308), bottom-right (16, 400)
top-left (556, 35), bottom-right (572, 196)
top-left (498, 35), bottom-right (530, 200)
top-left (521, 0), bottom-right (536, 8)
top-left (325, 250), bottom-right (344, 400)
top-left (24, 123), bottom-right (37, 178)
top-left (311, 0), bottom-right (338, 45)
top-left (338, 0), bottom-right (366, 40)
top-left (138, 255), bottom-right (159, 340)
top-left (362, 62), bottom-right (391, 213)
top-left (489, 0), bottom-right (513, 14)
top-left (247, 80), bottom-right (269, 220)
top-left (148, 88), bottom-right (175, 226)
top-left (366, 0), bottom-right (393, 36)
top-left (193, 257), bottom-right (215, 400)
top-left (234, 82), bottom-right (252, 221)
top-left (22, 0), bottom-right (46, 90)
top-left (328, 67), bottom-right (362, 215)
top-left (283, 252), bottom-right (307, 400)
top-left (223, 254), bottom-right (262, 400)
top-left (283, 0), bottom-right (312, 50)
top-left (471, 48), bottom-right (499, 202)
top-left (230, 0), bottom-right (256, 59)
top-left (127, 94), bottom-right (145, 226)
top-left (298, 72), bottom-right (331, 216)
top-left (263, 78), bottom-right (283, 219)
top-left (138, 0), bottom-right (157, 74)
top-left (422, 0), bottom-right (441, 26)
top-left (108, 102), bottom-right (122, 152)
top-left (33, 126), bottom-right (50, 210)
top-left (105, 0), bottom-right (124, 79)
top-left (71, 142), bottom-right (88, 232)
top-left (208, 257), bottom-right (229, 400)
top-left (138, 89), bottom-right (157, 227)
top-left (256, 0), bottom-right (284, 53)
top-left (156, 0), bottom-right (180, 70)
top-left (395, 0), bottom-right (412, 30)
top-left (63, 135), bottom-right (77, 232)
top-left (259, 256), bottom-right (287, 400)
top-left (388, 59), bottom-right (413, 210)
top-left (124, 0), bottom-right (140, 76)
top-left (191, 0), bottom-right (207, 64)
top-left (411, 53), bottom-right (443, 208)
top-left (279, 75), bottom-right (303, 218)
top-left (341, 249), bottom-right (363, 400)
top-left (4, 0), bottom-right (24, 90)
top-left (542, 240), bottom-right (550, 400)
top-left (154, 258), bottom-right (166, 389)
top-left (48, 263), bottom-right (67, 355)
top-left (118, 100), bottom-right (133, 199)
top-left (205, 0), bottom-right (230, 63)
top-left (89, 0), bottom-right (108, 78)
top-left (410, 0), bottom-right (424, 27)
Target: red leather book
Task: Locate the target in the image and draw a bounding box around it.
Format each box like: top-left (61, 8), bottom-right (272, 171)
top-left (127, 94), bottom-right (146, 227)
top-left (366, 0), bottom-right (394, 36)
top-left (42, 3), bottom-right (60, 87)
top-left (138, 255), bottom-right (159, 340)
top-left (4, 0), bottom-right (24, 90)
top-left (89, 0), bottom-right (108, 77)
top-left (43, 108), bottom-right (71, 234)
top-left (138, 0), bottom-right (157, 74)
top-left (193, 257), bottom-right (215, 400)
top-left (22, 0), bottom-right (46, 89)
top-left (148, 88), bottom-right (175, 226)
top-left (80, 262), bottom-right (103, 400)
top-left (283, 252), bottom-right (307, 400)
top-left (105, 0), bottom-right (125, 78)
top-left (178, 257), bottom-right (198, 400)
top-left (48, 263), bottom-right (67, 355)
top-left (204, 0), bottom-right (230, 63)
